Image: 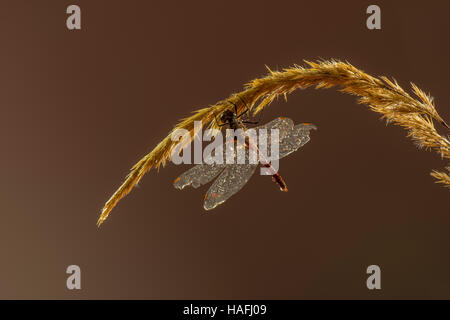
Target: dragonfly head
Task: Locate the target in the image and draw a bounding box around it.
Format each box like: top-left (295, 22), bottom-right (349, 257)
top-left (220, 109), bottom-right (235, 125)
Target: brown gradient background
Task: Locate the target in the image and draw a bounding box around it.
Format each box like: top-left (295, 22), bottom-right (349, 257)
top-left (0, 0), bottom-right (449, 299)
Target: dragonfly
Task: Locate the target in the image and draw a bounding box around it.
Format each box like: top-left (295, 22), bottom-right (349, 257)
top-left (173, 102), bottom-right (317, 210)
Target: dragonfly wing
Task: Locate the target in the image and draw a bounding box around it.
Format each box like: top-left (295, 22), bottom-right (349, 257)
top-left (203, 163), bottom-right (257, 210)
top-left (252, 117), bottom-right (295, 161)
top-left (278, 123), bottom-right (317, 159)
top-left (254, 117), bottom-right (294, 143)
top-left (174, 163), bottom-right (226, 190)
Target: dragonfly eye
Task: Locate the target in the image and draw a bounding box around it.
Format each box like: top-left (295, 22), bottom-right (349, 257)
top-left (220, 110), bottom-right (234, 123)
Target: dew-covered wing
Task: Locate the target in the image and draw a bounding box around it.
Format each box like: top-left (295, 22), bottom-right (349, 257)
top-left (203, 142), bottom-right (257, 210)
top-left (253, 117), bottom-right (294, 145)
top-left (174, 162), bottom-right (226, 190)
top-left (278, 123), bottom-right (317, 159)
top-left (203, 162), bottom-right (257, 210)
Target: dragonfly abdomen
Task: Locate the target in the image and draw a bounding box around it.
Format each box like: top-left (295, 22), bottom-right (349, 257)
top-left (262, 163), bottom-right (288, 192)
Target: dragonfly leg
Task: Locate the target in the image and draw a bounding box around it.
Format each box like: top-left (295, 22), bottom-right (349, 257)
top-left (236, 95), bottom-right (266, 125)
top-left (235, 95), bottom-right (252, 120)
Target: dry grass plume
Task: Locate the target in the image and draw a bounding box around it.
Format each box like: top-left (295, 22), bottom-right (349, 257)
top-left (97, 59), bottom-right (450, 227)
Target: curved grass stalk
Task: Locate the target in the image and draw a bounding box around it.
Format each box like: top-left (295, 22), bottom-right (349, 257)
top-left (97, 60), bottom-right (450, 227)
